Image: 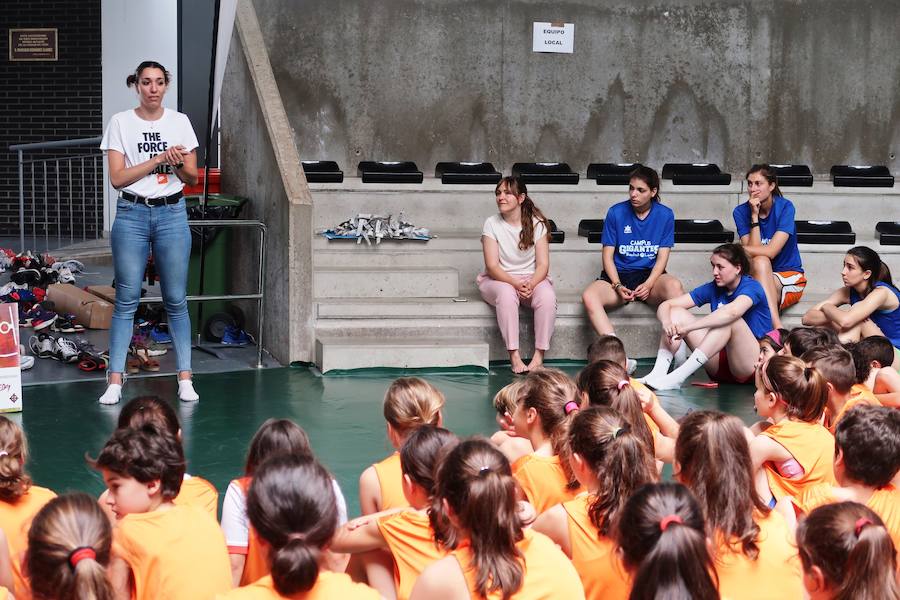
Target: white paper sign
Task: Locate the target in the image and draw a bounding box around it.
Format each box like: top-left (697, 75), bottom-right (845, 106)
top-left (532, 22), bottom-right (574, 54)
top-left (0, 304), bottom-right (22, 413)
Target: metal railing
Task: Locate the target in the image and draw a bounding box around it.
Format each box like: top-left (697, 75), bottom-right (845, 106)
top-left (138, 219), bottom-right (268, 369)
top-left (8, 136), bottom-right (104, 253)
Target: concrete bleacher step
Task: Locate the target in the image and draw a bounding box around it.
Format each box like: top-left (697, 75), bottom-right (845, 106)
top-left (314, 266), bottom-right (459, 298)
top-left (314, 336), bottom-right (489, 372)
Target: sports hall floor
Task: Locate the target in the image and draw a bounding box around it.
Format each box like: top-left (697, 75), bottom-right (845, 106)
top-left (20, 362), bottom-right (756, 516)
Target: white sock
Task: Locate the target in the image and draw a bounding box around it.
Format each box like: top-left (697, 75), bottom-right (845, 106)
top-left (98, 384), bottom-right (122, 405)
top-left (673, 341), bottom-right (690, 367)
top-left (638, 348), bottom-right (674, 382)
top-left (646, 349), bottom-right (710, 390)
top-left (178, 379), bottom-right (200, 402)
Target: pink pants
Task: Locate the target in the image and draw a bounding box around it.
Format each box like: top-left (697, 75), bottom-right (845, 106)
top-left (477, 273), bottom-right (557, 351)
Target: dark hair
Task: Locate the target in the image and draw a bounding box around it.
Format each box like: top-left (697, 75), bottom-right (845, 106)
top-left (494, 176), bottom-right (549, 251)
top-left (848, 336), bottom-right (896, 383)
top-left (569, 407), bottom-right (656, 537)
top-left (797, 502), bottom-right (900, 600)
top-left (0, 416), bottom-right (32, 502)
top-left (760, 355), bottom-right (828, 423)
top-left (834, 405), bottom-right (900, 488)
top-left (246, 454), bottom-right (338, 596)
top-left (398, 425), bottom-right (458, 496)
top-left (431, 439), bottom-right (524, 599)
top-left (802, 345), bottom-right (856, 395)
top-left (576, 360), bottom-right (654, 454)
top-left (676, 411), bottom-right (769, 559)
top-left (125, 61), bottom-right (171, 88)
top-left (617, 482), bottom-right (719, 600)
top-left (117, 396), bottom-right (179, 438)
top-left (759, 328), bottom-right (790, 353)
top-left (519, 368), bottom-right (581, 488)
top-left (26, 493), bottom-right (114, 600)
top-left (629, 165), bottom-right (662, 202)
top-left (586, 335), bottom-right (627, 366)
top-left (847, 246), bottom-right (893, 295)
top-left (785, 326), bottom-right (841, 357)
top-left (244, 419), bottom-right (313, 477)
top-left (91, 426), bottom-right (185, 500)
top-left (746, 164), bottom-right (783, 198)
top-left (711, 243), bottom-right (750, 276)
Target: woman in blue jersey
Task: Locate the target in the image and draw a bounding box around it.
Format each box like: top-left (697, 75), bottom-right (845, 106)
top-left (640, 243), bottom-right (773, 390)
top-left (733, 164), bottom-right (806, 329)
top-left (802, 246), bottom-right (900, 368)
top-left (582, 166), bottom-right (684, 348)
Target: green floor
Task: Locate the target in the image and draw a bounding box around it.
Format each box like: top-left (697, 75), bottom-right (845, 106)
top-left (20, 363), bottom-right (758, 517)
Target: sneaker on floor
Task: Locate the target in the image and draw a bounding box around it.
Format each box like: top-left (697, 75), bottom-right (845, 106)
top-left (19, 355), bottom-right (34, 370)
top-left (52, 337), bottom-right (80, 363)
top-left (221, 325), bottom-right (254, 346)
top-left (29, 333), bottom-right (55, 359)
top-left (150, 325), bottom-right (173, 344)
top-left (25, 305), bottom-right (57, 331)
top-left (11, 268), bottom-right (41, 286)
top-left (52, 259), bottom-right (85, 275)
top-left (51, 314), bottom-right (84, 334)
top-left (0, 282), bottom-right (27, 297)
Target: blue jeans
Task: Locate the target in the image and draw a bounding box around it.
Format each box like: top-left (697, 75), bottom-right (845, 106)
top-left (108, 197), bottom-right (192, 373)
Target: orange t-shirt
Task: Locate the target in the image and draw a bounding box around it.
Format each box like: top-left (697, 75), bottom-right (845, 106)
top-left (376, 509), bottom-right (447, 600)
top-left (373, 453), bottom-right (408, 511)
top-left (230, 477), bottom-right (269, 587)
top-left (174, 474), bottom-right (219, 520)
top-left (824, 385), bottom-right (880, 434)
top-left (113, 504), bottom-right (232, 600)
top-left (761, 420), bottom-right (836, 499)
top-left (512, 454), bottom-right (580, 514)
top-left (216, 572), bottom-right (380, 599)
top-left (795, 484), bottom-right (900, 550)
top-left (562, 494), bottom-right (630, 600)
top-left (714, 510), bottom-right (803, 600)
top-left (453, 529), bottom-right (586, 599)
top-left (0, 485), bottom-right (56, 600)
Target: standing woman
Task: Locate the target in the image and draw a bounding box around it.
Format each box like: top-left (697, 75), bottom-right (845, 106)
top-left (98, 61), bottom-right (199, 405)
top-left (733, 165), bottom-right (806, 329)
top-left (478, 176), bottom-right (556, 373)
top-left (802, 246), bottom-right (900, 368)
top-left (582, 166), bottom-right (683, 345)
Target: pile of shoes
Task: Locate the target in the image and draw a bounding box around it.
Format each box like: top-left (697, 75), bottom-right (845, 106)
top-left (29, 332), bottom-right (108, 372)
top-left (125, 313), bottom-right (172, 373)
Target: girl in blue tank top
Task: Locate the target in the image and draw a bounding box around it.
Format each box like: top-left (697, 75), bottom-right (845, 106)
top-left (802, 246), bottom-right (900, 368)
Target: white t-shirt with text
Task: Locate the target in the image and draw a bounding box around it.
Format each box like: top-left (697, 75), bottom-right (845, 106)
top-left (481, 214), bottom-right (548, 277)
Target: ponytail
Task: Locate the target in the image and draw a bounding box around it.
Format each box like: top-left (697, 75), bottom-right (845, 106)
top-left (847, 246), bottom-right (894, 294)
top-left (431, 439), bottom-right (524, 599)
top-left (576, 360), bottom-right (654, 453)
top-left (618, 482), bottom-right (719, 600)
top-left (246, 455), bottom-right (338, 596)
top-left (0, 416), bottom-right (31, 502)
top-left (399, 425), bottom-right (458, 496)
top-left (520, 369), bottom-right (581, 489)
top-left (761, 355), bottom-right (828, 423)
top-left (797, 502), bottom-right (900, 600)
top-left (495, 176), bottom-right (549, 250)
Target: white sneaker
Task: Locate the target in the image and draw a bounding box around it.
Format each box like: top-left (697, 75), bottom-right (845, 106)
top-left (0, 282), bottom-right (27, 297)
top-left (53, 337), bottom-right (79, 363)
top-left (19, 355), bottom-right (34, 370)
top-left (99, 383), bottom-right (122, 405)
top-left (178, 379), bottom-right (199, 402)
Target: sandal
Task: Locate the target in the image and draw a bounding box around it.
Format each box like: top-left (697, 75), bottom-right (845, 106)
top-left (129, 345), bottom-right (160, 372)
top-left (78, 356), bottom-right (107, 372)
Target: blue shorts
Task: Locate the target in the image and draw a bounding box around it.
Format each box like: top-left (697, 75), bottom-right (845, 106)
top-left (600, 269), bottom-right (656, 291)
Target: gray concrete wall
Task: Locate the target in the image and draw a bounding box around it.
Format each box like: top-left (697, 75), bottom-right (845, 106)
top-left (221, 0), bottom-right (314, 364)
top-left (251, 0), bottom-right (900, 176)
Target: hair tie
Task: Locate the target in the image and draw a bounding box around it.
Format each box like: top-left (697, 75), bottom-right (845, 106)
top-left (659, 515), bottom-right (683, 532)
top-left (286, 532), bottom-right (307, 543)
top-left (564, 401), bottom-right (580, 415)
top-left (478, 465), bottom-right (491, 476)
top-left (0, 451), bottom-right (8, 458)
top-left (68, 547), bottom-right (96, 569)
top-left (617, 380), bottom-right (629, 391)
top-left (612, 427), bottom-right (624, 439)
top-left (855, 517), bottom-right (873, 536)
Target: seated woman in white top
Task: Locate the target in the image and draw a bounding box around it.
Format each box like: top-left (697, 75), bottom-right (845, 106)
top-left (478, 176), bottom-right (556, 373)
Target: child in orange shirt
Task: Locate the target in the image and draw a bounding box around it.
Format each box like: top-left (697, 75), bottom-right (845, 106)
top-left (850, 335), bottom-right (900, 407)
top-left (676, 410), bottom-right (802, 600)
top-left (218, 454), bottom-right (380, 600)
top-left (0, 416), bottom-right (55, 599)
top-left (359, 377), bottom-right (445, 515)
top-left (98, 395), bottom-right (218, 520)
top-left (222, 418), bottom-right (349, 587)
top-left (797, 502), bottom-right (900, 599)
top-left (803, 345), bottom-right (879, 434)
top-left (24, 493), bottom-right (113, 600)
top-left (411, 439), bottom-right (585, 600)
top-left (93, 426), bottom-right (231, 600)
top-left (782, 327), bottom-right (840, 357)
top-left (778, 404), bottom-right (900, 548)
top-left (750, 355), bottom-right (836, 503)
top-left (533, 406), bottom-right (655, 600)
top-left (488, 381), bottom-right (532, 458)
top-left (500, 369), bottom-right (581, 514)
top-left (617, 482), bottom-right (718, 600)
top-left (332, 425), bottom-right (457, 599)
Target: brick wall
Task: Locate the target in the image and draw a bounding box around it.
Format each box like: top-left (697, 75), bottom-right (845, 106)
top-left (0, 0), bottom-right (102, 243)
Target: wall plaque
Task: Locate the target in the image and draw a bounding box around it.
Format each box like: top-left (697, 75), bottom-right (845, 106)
top-left (9, 28), bottom-right (58, 62)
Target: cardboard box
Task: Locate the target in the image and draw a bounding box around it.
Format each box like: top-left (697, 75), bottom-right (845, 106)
top-left (46, 284), bottom-right (113, 329)
top-left (85, 285), bottom-right (116, 304)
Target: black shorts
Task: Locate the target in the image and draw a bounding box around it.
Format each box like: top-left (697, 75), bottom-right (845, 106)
top-left (599, 269), bottom-right (656, 291)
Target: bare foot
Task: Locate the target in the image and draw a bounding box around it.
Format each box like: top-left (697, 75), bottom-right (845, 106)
top-left (527, 350), bottom-right (545, 371)
top-left (509, 350), bottom-right (528, 374)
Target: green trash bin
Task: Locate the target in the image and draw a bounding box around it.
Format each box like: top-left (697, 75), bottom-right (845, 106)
top-left (185, 194), bottom-right (248, 336)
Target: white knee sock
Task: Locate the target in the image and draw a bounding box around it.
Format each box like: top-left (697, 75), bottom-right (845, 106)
top-left (646, 349), bottom-right (709, 390)
top-left (673, 341), bottom-right (690, 367)
top-left (637, 347), bottom-right (674, 382)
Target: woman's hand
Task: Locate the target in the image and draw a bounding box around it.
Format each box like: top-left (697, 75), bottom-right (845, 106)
top-left (160, 144), bottom-right (187, 167)
top-left (635, 385), bottom-right (655, 413)
top-left (664, 315), bottom-right (688, 340)
top-left (615, 284), bottom-right (635, 302)
top-left (517, 278), bottom-right (533, 300)
top-left (632, 280), bottom-right (653, 301)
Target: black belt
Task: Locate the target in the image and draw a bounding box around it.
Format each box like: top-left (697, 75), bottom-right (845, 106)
top-left (120, 191), bottom-right (183, 206)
